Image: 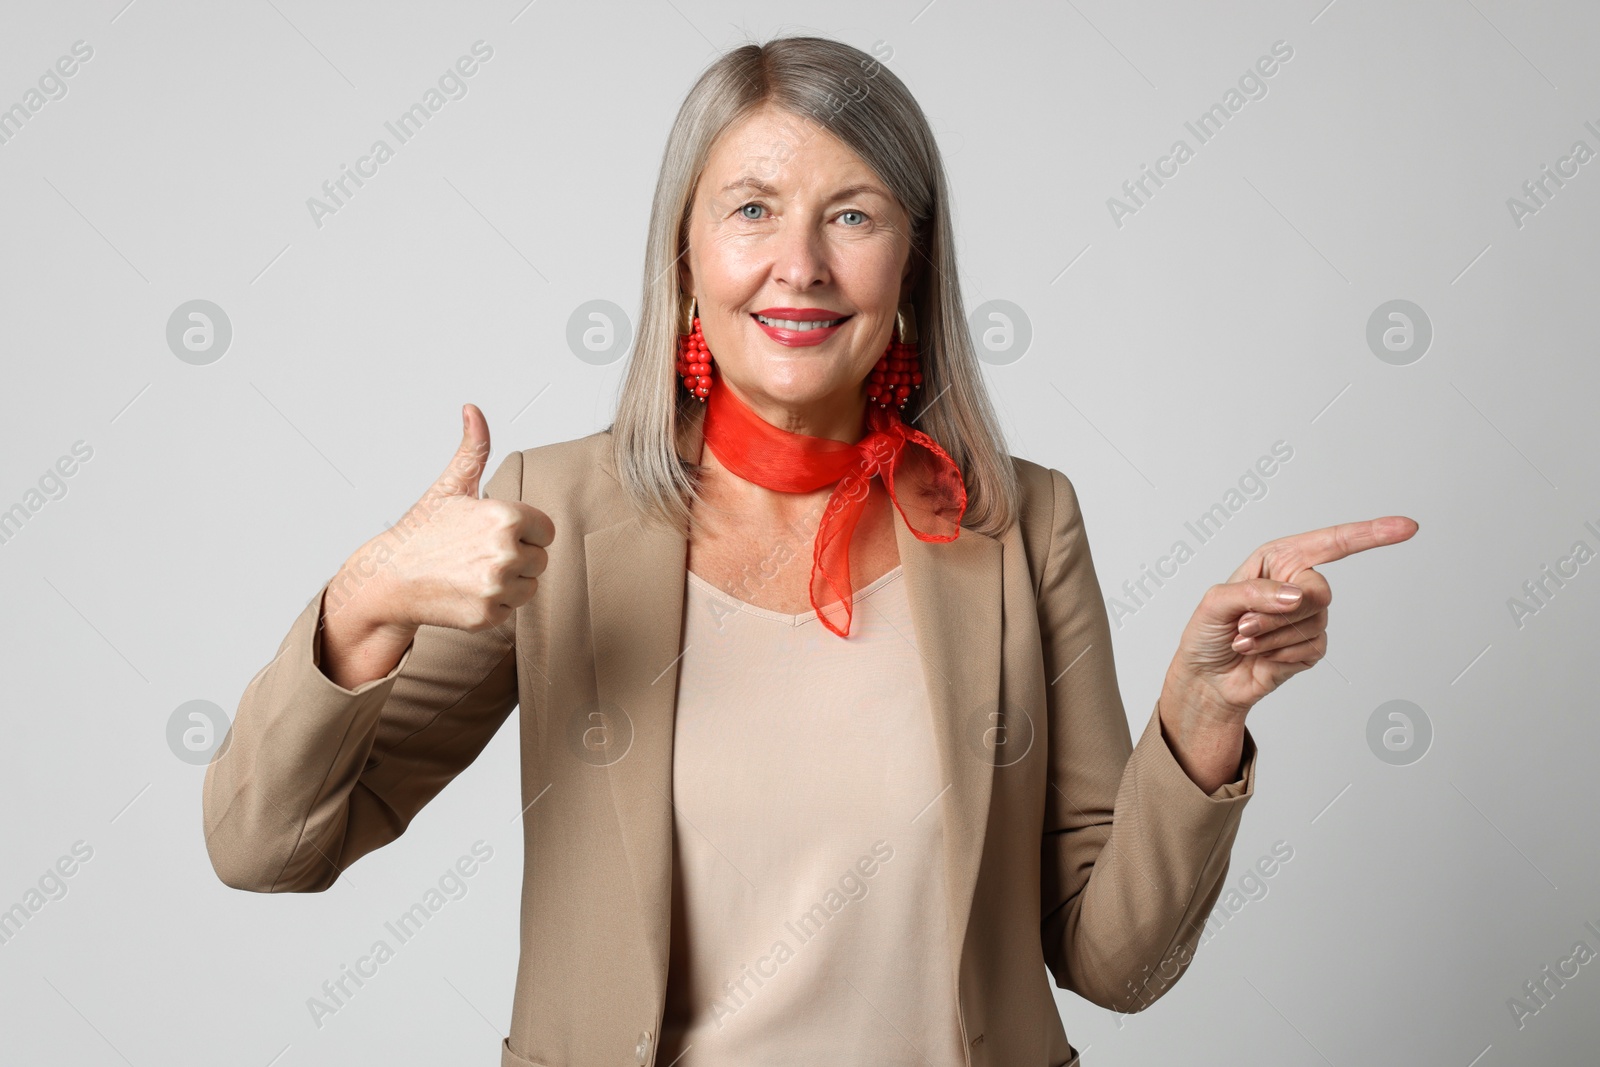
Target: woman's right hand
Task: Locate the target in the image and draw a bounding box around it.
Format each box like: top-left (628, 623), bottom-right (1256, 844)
top-left (319, 404), bottom-right (553, 687)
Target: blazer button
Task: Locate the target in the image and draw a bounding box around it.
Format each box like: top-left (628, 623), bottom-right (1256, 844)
top-left (635, 1029), bottom-right (652, 1064)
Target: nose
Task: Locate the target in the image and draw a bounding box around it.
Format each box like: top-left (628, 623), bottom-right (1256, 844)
top-left (770, 216), bottom-right (830, 292)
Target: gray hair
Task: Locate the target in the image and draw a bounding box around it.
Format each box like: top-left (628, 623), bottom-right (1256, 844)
top-left (607, 33), bottom-right (1020, 539)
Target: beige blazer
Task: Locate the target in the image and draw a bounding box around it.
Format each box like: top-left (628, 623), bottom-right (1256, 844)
top-left (203, 414), bottom-right (1257, 1067)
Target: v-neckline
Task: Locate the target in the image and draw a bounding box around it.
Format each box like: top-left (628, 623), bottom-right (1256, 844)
top-left (685, 565), bottom-right (905, 627)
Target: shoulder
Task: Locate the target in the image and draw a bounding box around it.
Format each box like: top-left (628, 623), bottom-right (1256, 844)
top-left (487, 428), bottom-right (629, 524)
top-left (1008, 455), bottom-right (1056, 508)
top-left (1004, 456), bottom-right (1093, 590)
top-left (517, 428), bottom-right (614, 483)
top-left (1006, 453), bottom-right (1078, 536)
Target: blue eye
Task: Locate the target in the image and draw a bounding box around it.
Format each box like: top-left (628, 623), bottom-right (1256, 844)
top-left (840, 210), bottom-right (866, 226)
top-left (740, 203), bottom-right (766, 219)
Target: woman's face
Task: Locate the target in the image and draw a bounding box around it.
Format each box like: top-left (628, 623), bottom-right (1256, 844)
top-left (680, 103), bottom-right (915, 440)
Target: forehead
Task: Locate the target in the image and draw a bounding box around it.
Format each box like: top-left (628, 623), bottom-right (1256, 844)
top-left (700, 104), bottom-right (890, 197)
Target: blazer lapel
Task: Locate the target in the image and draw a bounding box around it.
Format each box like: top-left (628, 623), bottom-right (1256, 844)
top-left (584, 505), bottom-right (687, 994)
top-left (893, 501), bottom-right (1004, 995)
top-left (584, 415), bottom-right (1004, 1008)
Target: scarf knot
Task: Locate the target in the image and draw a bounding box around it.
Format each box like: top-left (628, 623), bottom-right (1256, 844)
top-left (700, 383), bottom-right (968, 637)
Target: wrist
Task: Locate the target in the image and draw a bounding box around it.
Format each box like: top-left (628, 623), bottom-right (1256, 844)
top-left (1160, 668), bottom-right (1249, 733)
top-left (323, 595), bottom-right (418, 650)
top-left (326, 540), bottom-right (414, 633)
top-left (318, 560), bottom-right (418, 689)
top-left (1159, 672), bottom-right (1248, 793)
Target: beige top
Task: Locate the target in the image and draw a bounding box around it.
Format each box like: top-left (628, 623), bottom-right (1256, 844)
top-left (658, 563), bottom-right (968, 1065)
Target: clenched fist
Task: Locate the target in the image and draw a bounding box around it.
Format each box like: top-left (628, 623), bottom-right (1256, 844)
top-left (318, 404), bottom-right (553, 688)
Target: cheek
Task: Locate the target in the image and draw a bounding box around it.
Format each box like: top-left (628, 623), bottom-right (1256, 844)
top-left (698, 235), bottom-right (768, 291)
top-left (838, 238), bottom-right (908, 294)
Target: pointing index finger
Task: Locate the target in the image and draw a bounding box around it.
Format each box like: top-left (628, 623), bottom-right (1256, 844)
top-left (1278, 516), bottom-right (1418, 568)
top-left (1231, 516), bottom-right (1419, 581)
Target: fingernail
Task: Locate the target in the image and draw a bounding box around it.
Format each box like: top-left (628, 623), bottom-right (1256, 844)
top-left (1238, 618), bottom-right (1261, 636)
top-left (1233, 635), bottom-right (1255, 652)
top-left (1276, 585), bottom-right (1303, 603)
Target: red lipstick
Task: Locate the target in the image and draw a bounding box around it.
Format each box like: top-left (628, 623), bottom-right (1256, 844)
top-left (751, 307), bottom-right (853, 348)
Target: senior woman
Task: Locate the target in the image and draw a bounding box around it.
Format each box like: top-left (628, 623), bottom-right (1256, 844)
top-left (203, 34), bottom-right (1415, 1067)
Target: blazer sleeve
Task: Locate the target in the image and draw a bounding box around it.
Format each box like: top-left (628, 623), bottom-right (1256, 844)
top-left (1036, 467), bottom-right (1258, 1013)
top-left (201, 451), bottom-right (525, 893)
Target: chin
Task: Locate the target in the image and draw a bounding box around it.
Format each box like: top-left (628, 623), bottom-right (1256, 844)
top-left (744, 361), bottom-right (849, 400)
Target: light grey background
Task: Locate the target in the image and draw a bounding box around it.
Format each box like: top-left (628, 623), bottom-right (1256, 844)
top-left (2, 0), bottom-right (1595, 1064)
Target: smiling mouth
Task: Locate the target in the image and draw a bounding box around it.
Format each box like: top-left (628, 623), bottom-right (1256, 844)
top-left (753, 313), bottom-right (852, 330)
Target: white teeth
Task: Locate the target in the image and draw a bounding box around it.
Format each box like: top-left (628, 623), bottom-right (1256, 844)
top-left (756, 314), bottom-right (844, 330)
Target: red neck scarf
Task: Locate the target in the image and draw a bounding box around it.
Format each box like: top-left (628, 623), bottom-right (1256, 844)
top-left (699, 382), bottom-right (968, 637)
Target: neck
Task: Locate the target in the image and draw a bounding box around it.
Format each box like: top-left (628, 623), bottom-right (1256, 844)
top-left (721, 379), bottom-right (870, 444)
top-left (685, 390), bottom-right (880, 531)
top-left (694, 433), bottom-right (846, 530)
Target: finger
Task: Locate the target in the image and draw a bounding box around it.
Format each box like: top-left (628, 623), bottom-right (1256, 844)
top-left (511, 501), bottom-right (556, 548)
top-left (1230, 516), bottom-right (1418, 582)
top-left (1237, 569), bottom-right (1331, 635)
top-left (434, 403), bottom-right (492, 497)
top-left (1233, 610), bottom-right (1326, 654)
top-left (497, 573), bottom-right (538, 609)
top-left (1285, 516), bottom-right (1418, 568)
top-left (1254, 630), bottom-right (1327, 667)
top-left (512, 541), bottom-right (548, 580)
top-left (1199, 577), bottom-right (1309, 625)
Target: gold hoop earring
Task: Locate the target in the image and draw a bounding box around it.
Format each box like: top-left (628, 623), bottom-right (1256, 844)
top-left (895, 302), bottom-right (917, 345)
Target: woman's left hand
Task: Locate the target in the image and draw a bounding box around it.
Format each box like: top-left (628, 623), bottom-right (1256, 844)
top-left (1157, 516), bottom-right (1419, 791)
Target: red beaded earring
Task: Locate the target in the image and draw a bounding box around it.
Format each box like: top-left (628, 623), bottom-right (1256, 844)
top-left (676, 295), bottom-right (714, 401)
top-left (868, 303), bottom-right (924, 412)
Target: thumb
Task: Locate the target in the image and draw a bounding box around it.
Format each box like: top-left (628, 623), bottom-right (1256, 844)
top-left (434, 403), bottom-right (491, 497)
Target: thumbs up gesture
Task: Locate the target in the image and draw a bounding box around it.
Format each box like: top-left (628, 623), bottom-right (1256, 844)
top-left (375, 403), bottom-right (554, 632)
top-left (320, 405), bottom-right (553, 687)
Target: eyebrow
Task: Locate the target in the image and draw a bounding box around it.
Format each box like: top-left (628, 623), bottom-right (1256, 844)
top-left (717, 176), bottom-right (891, 202)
